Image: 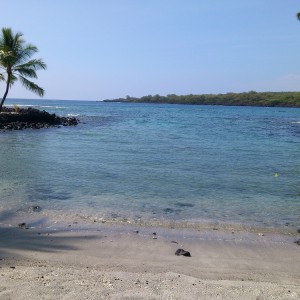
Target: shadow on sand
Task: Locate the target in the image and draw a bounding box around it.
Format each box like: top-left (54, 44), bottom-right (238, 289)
top-left (0, 209), bottom-right (99, 263)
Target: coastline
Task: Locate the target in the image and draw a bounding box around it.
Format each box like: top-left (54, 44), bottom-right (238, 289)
top-left (102, 91), bottom-right (300, 107)
top-left (0, 217), bottom-right (299, 299)
top-left (0, 100), bottom-right (299, 298)
top-left (1, 206), bottom-right (299, 237)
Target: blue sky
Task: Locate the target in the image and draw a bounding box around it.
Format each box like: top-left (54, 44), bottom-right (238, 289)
top-left (1, 0), bottom-right (300, 100)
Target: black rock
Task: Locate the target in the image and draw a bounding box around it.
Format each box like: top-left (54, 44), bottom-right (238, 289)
top-left (0, 107), bottom-right (79, 131)
top-left (294, 239), bottom-right (300, 246)
top-left (175, 248), bottom-right (191, 257)
top-left (18, 222), bottom-right (28, 229)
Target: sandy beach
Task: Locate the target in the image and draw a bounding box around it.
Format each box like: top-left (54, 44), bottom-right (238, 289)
top-left (0, 221), bottom-right (299, 300)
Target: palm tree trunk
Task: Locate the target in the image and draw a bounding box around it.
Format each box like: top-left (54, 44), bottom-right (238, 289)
top-left (0, 78), bottom-right (10, 113)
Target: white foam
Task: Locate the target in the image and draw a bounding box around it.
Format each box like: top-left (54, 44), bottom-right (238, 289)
top-left (6, 104), bottom-right (66, 109)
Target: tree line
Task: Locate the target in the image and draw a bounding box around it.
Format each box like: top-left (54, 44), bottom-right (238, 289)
top-left (104, 91), bottom-right (300, 107)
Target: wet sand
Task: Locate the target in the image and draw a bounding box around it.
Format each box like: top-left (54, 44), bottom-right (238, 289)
top-left (0, 221), bottom-right (299, 299)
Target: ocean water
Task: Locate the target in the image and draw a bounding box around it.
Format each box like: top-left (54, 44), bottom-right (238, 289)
top-left (0, 99), bottom-right (299, 231)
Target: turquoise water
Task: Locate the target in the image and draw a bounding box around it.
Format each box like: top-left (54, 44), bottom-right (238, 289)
top-left (0, 99), bottom-right (299, 230)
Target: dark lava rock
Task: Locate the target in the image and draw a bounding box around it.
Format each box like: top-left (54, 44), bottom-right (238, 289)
top-left (0, 107), bottom-right (79, 130)
top-left (294, 239), bottom-right (300, 246)
top-left (163, 208), bottom-right (174, 214)
top-left (175, 248), bottom-right (191, 257)
top-left (18, 222), bottom-right (28, 229)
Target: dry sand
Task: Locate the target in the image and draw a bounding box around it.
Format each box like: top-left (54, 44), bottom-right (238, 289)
top-left (0, 223), bottom-right (299, 299)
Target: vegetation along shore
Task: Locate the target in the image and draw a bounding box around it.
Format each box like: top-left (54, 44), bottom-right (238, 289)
top-left (103, 91), bottom-right (300, 107)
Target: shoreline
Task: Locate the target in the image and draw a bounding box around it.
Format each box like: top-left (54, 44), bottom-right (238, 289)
top-left (0, 221), bottom-right (299, 299)
top-left (1, 207), bottom-right (299, 239)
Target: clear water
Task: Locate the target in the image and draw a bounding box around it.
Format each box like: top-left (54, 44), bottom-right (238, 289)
top-left (0, 99), bottom-right (299, 230)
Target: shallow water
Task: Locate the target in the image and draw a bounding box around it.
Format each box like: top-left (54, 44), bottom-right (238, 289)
top-left (0, 99), bottom-right (299, 231)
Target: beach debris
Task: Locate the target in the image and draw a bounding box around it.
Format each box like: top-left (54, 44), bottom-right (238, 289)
top-left (18, 222), bottom-right (29, 229)
top-left (257, 233), bottom-right (264, 237)
top-left (294, 239), bottom-right (300, 246)
top-left (152, 232), bottom-right (157, 239)
top-left (28, 205), bottom-right (41, 212)
top-left (134, 230), bottom-right (139, 234)
top-left (171, 241), bottom-right (178, 244)
top-left (175, 249), bottom-right (191, 257)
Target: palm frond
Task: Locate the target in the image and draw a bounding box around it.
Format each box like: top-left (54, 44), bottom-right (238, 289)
top-left (0, 73), bottom-right (4, 81)
top-left (15, 59), bottom-right (47, 71)
top-left (0, 28), bottom-right (24, 51)
top-left (19, 75), bottom-right (44, 97)
top-left (0, 27), bottom-right (46, 100)
top-left (14, 67), bottom-right (37, 79)
top-left (15, 44), bottom-right (38, 64)
top-left (13, 31), bottom-right (24, 46)
top-left (9, 74), bottom-right (17, 87)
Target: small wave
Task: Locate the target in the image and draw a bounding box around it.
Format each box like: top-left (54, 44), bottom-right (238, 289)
top-left (291, 121), bottom-right (300, 124)
top-left (38, 105), bottom-right (67, 109)
top-left (67, 113), bottom-right (80, 117)
top-left (6, 104), bottom-right (66, 109)
top-left (7, 104), bottom-right (35, 108)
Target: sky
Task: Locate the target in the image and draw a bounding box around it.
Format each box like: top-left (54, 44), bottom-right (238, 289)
top-left (1, 0), bottom-right (300, 100)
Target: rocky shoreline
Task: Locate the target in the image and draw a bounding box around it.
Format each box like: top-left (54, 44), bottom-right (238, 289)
top-left (0, 107), bottom-right (79, 130)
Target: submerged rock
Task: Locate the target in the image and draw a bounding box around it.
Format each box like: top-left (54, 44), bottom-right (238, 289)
top-left (30, 205), bottom-right (42, 212)
top-left (0, 107), bottom-right (79, 130)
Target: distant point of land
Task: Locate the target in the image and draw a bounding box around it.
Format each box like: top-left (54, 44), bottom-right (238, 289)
top-left (102, 91), bottom-right (300, 107)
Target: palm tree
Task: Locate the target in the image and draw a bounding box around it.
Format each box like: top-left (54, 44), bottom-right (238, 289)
top-left (0, 28), bottom-right (46, 112)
